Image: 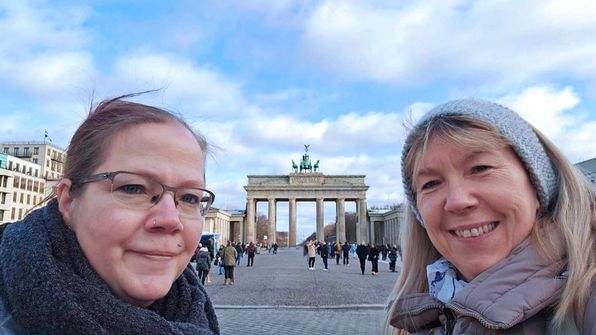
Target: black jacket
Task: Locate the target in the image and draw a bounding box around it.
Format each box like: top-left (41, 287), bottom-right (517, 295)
top-left (356, 245), bottom-right (368, 259)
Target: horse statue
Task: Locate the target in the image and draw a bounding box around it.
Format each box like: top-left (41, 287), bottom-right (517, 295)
top-left (291, 160), bottom-right (298, 173)
top-left (313, 160), bottom-right (320, 172)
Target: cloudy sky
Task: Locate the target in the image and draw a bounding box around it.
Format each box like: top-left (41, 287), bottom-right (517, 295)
top-left (1, 1), bottom-right (595, 239)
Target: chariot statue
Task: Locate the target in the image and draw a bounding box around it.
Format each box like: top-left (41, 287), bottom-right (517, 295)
top-left (291, 145), bottom-right (320, 173)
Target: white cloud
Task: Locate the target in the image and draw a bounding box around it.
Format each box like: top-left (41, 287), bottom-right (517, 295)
top-left (300, 0), bottom-right (596, 87)
top-left (499, 85), bottom-right (595, 163)
top-left (112, 52), bottom-right (247, 118)
top-left (0, 1), bottom-right (94, 95)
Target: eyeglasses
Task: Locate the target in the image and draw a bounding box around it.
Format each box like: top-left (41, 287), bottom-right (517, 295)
top-left (74, 171), bottom-right (215, 219)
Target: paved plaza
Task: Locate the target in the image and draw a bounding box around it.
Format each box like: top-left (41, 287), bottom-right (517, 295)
top-left (203, 247), bottom-right (399, 334)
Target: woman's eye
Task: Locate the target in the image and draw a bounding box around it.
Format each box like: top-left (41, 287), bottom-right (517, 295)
top-left (420, 180), bottom-right (440, 191)
top-left (179, 193), bottom-right (200, 204)
top-left (116, 184), bottom-right (145, 194)
top-left (471, 165), bottom-right (491, 174)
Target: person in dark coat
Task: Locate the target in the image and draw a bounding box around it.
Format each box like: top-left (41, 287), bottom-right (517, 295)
top-left (318, 241), bottom-right (329, 271)
top-left (195, 246), bottom-right (212, 285)
top-left (246, 242), bottom-right (256, 267)
top-left (388, 245), bottom-right (398, 272)
top-left (368, 243), bottom-right (380, 275)
top-left (356, 241), bottom-right (369, 275)
top-left (342, 241), bottom-right (351, 266)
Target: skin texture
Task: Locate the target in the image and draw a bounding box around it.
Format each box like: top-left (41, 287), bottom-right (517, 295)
top-left (413, 135), bottom-right (540, 281)
top-left (56, 121), bottom-right (205, 307)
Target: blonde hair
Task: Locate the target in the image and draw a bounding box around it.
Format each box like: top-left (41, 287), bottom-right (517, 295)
top-left (383, 115), bottom-right (596, 334)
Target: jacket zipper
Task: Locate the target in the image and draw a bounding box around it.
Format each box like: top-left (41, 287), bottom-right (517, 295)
top-left (446, 302), bottom-right (503, 330)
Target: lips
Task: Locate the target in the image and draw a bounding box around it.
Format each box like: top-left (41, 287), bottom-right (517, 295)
top-left (453, 222), bottom-right (497, 238)
top-left (134, 250), bottom-right (177, 259)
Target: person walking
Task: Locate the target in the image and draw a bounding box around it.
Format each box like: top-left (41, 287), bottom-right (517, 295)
top-left (195, 246), bottom-right (212, 285)
top-left (356, 241), bottom-right (368, 275)
top-left (234, 242), bottom-right (242, 266)
top-left (342, 241), bottom-right (350, 266)
top-left (215, 245), bottom-right (224, 275)
top-left (369, 243), bottom-right (380, 275)
top-left (222, 242), bottom-right (237, 285)
top-left (335, 241), bottom-right (342, 265)
top-left (306, 239), bottom-right (317, 270)
top-left (388, 245), bottom-right (398, 272)
top-left (319, 241), bottom-right (329, 271)
top-left (246, 242), bottom-right (256, 267)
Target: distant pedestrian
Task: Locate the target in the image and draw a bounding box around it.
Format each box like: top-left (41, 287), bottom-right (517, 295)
top-left (356, 241), bottom-right (368, 275)
top-left (273, 242), bottom-right (278, 254)
top-left (195, 246), bottom-right (212, 285)
top-left (318, 241), bottom-right (329, 271)
top-left (350, 243), bottom-right (357, 259)
top-left (246, 242), bottom-right (256, 267)
top-left (306, 239), bottom-right (317, 270)
top-left (369, 243), bottom-right (380, 275)
top-left (342, 241), bottom-right (350, 266)
top-left (216, 245), bottom-right (224, 275)
top-left (234, 242), bottom-right (243, 266)
top-left (388, 245), bottom-right (398, 272)
top-left (222, 241), bottom-right (238, 285)
top-left (335, 242), bottom-right (342, 265)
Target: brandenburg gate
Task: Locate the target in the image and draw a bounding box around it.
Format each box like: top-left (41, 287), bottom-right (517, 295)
top-left (242, 146), bottom-right (370, 246)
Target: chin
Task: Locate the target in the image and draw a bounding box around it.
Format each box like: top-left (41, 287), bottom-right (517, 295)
top-left (125, 276), bottom-right (177, 307)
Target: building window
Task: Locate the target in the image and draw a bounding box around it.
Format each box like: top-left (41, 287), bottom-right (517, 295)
top-left (18, 208), bottom-right (22, 220)
top-left (11, 208), bottom-right (15, 220)
top-left (23, 147), bottom-right (30, 156)
top-left (34, 147), bottom-right (39, 155)
top-left (33, 158), bottom-right (38, 164)
top-left (13, 148), bottom-right (19, 156)
top-left (3, 147), bottom-right (8, 154)
top-left (20, 193), bottom-right (23, 203)
top-left (27, 194), bottom-right (30, 205)
top-left (13, 177), bottom-right (19, 188)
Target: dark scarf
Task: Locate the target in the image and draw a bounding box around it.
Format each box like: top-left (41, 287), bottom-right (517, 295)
top-left (0, 200), bottom-right (219, 335)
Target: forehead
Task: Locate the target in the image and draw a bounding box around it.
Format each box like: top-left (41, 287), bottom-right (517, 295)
top-left (99, 121), bottom-right (205, 181)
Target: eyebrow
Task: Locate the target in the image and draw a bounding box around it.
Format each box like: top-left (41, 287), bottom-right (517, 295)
top-left (414, 150), bottom-right (491, 178)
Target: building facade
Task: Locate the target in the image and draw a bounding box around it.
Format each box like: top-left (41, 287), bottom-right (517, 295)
top-left (0, 142), bottom-right (66, 224)
top-left (0, 153), bottom-right (48, 223)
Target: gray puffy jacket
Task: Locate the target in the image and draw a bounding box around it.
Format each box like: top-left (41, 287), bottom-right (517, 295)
top-left (389, 236), bottom-right (594, 334)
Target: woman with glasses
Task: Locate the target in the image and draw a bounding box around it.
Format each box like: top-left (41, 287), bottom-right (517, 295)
top-left (0, 93), bottom-right (219, 334)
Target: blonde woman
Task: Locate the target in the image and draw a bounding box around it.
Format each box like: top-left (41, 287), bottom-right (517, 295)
top-left (385, 99), bottom-right (595, 334)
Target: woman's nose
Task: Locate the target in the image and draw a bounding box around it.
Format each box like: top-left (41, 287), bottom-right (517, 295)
top-left (148, 192), bottom-right (183, 232)
top-left (443, 182), bottom-right (478, 214)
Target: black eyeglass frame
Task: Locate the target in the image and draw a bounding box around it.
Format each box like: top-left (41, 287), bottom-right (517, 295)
top-left (74, 170), bottom-right (215, 217)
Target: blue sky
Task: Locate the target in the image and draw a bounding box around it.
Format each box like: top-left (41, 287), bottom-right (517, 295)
top-left (1, 1), bottom-right (595, 238)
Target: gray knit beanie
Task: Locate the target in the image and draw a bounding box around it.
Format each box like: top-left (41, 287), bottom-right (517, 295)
top-left (401, 99), bottom-right (558, 225)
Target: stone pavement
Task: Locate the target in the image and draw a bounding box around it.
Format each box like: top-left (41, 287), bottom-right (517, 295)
top-left (202, 247), bottom-right (400, 334)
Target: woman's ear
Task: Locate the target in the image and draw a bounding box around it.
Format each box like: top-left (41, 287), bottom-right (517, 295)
top-left (55, 179), bottom-right (75, 224)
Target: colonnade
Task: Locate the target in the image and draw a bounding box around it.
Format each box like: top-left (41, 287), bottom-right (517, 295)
top-left (243, 197), bottom-right (369, 246)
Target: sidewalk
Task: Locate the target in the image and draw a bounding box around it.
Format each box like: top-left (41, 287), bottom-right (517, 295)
top-left (203, 248), bottom-right (399, 334)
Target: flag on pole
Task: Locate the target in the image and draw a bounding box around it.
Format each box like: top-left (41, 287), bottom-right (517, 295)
top-left (44, 130), bottom-right (52, 143)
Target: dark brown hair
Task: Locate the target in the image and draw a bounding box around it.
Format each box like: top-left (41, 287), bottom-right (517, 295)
top-left (66, 92), bottom-right (209, 194)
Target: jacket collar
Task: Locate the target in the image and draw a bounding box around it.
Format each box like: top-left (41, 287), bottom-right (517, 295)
top-left (390, 231), bottom-right (567, 331)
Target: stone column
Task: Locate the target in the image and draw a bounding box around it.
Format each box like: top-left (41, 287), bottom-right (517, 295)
top-left (289, 198), bottom-right (297, 247)
top-left (370, 220), bottom-right (375, 245)
top-left (336, 198), bottom-right (346, 243)
top-left (238, 219), bottom-right (244, 244)
top-left (268, 198), bottom-right (277, 244)
top-left (316, 198), bottom-right (324, 241)
top-left (246, 198), bottom-right (255, 243)
top-left (358, 199), bottom-right (368, 243)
